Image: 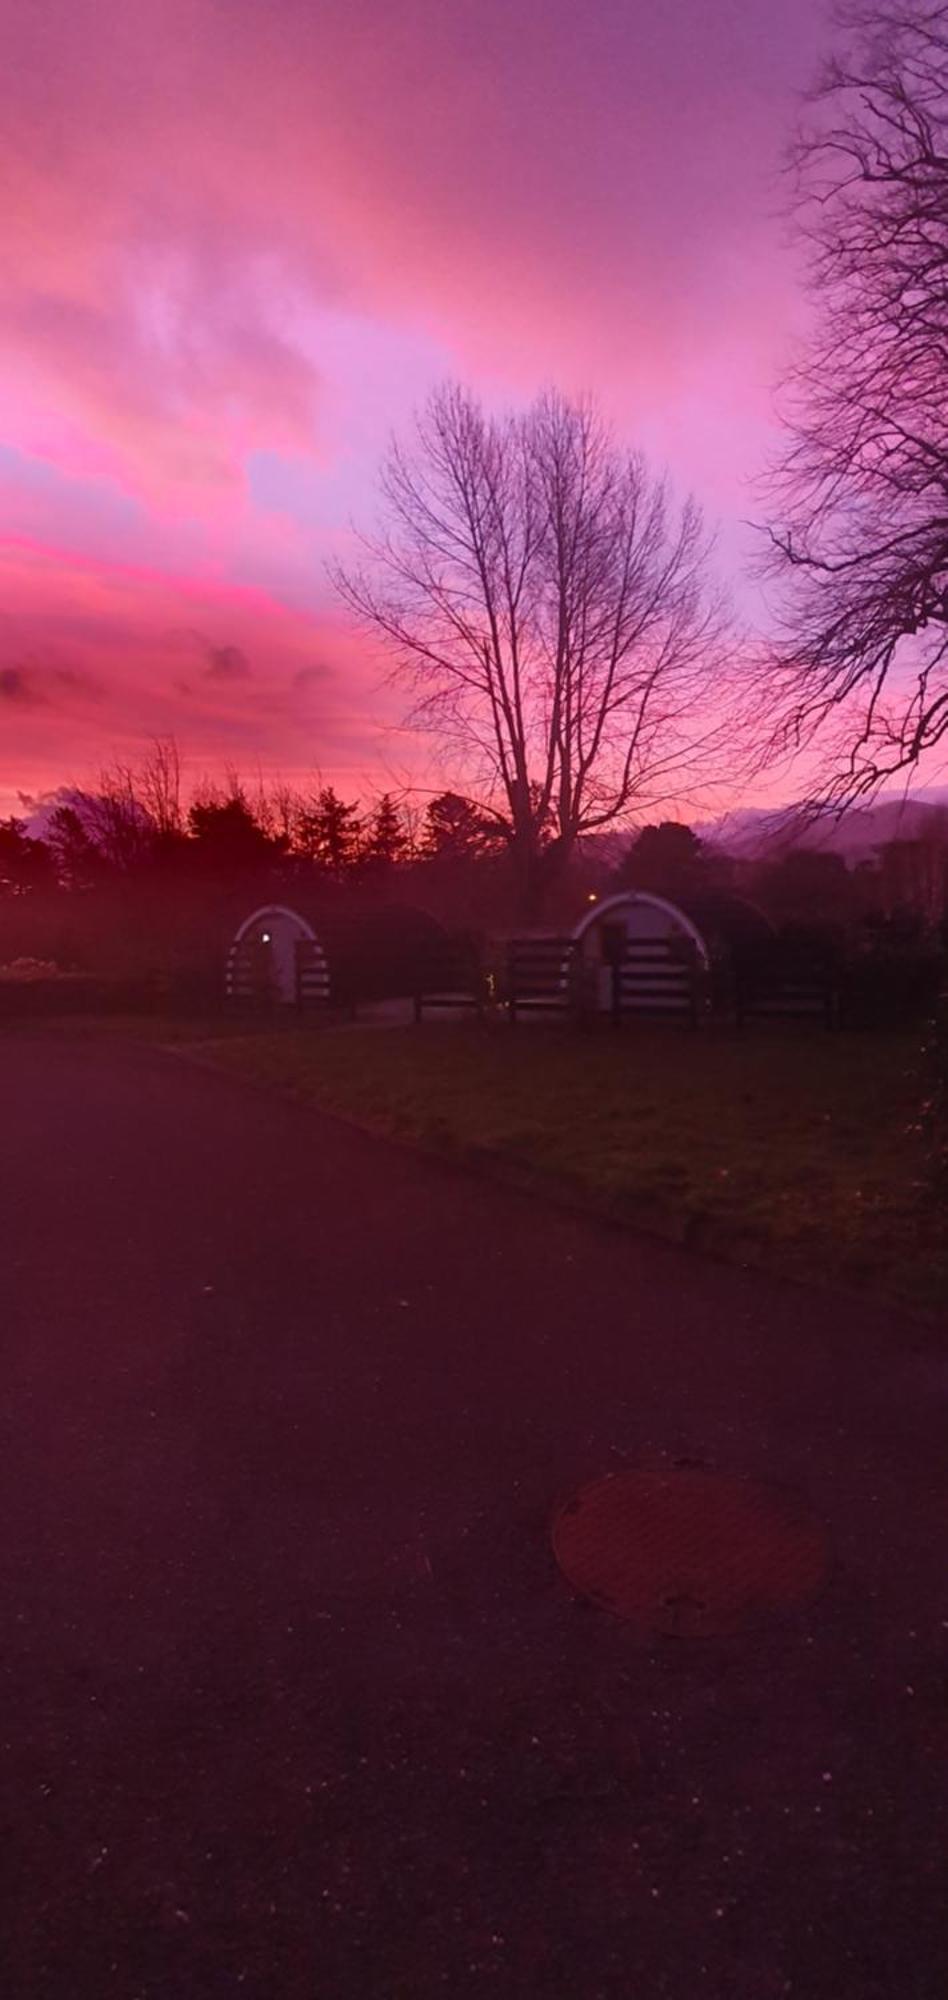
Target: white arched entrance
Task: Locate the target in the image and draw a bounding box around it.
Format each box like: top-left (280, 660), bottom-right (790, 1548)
top-left (230, 903), bottom-right (322, 1005)
top-left (572, 892), bottom-right (710, 1012)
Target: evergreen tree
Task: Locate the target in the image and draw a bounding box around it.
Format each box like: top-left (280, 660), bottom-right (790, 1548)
top-left (422, 792), bottom-right (501, 862)
top-left (361, 793), bottom-right (408, 870)
top-left (297, 787), bottom-right (362, 875)
top-left (0, 818), bottom-right (56, 896)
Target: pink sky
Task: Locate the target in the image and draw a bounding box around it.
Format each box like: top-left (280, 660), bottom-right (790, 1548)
top-left (0, 0), bottom-right (831, 817)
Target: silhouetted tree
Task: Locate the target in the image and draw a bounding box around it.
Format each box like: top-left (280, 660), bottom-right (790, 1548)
top-left (255, 779), bottom-right (301, 851)
top-left (755, 848), bottom-right (854, 929)
top-left (46, 802), bottom-right (109, 889)
top-left (615, 821), bottom-right (708, 900)
top-left (40, 772), bottom-right (158, 880)
top-left (335, 383), bottom-right (728, 914)
top-left (296, 787), bottom-right (362, 876)
top-left (88, 765), bottom-right (160, 871)
top-left (188, 782), bottom-right (279, 872)
top-left (361, 793), bottom-right (408, 871)
top-left (876, 828), bottom-right (948, 924)
top-left (137, 738), bottom-right (183, 840)
top-left (421, 791), bottom-right (503, 862)
top-left (0, 819), bottom-right (56, 896)
top-left (36, 753), bottom-right (181, 886)
top-left (764, 2), bottom-right (948, 803)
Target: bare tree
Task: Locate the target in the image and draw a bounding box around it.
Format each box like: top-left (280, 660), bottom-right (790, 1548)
top-left (89, 763), bottom-right (156, 871)
top-left (264, 780), bottom-right (302, 850)
top-left (137, 737), bottom-right (183, 841)
top-left (333, 384), bottom-right (727, 912)
top-left (764, 1), bottom-right (948, 806)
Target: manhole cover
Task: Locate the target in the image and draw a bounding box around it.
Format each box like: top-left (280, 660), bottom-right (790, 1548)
top-left (552, 1467), bottom-right (827, 1637)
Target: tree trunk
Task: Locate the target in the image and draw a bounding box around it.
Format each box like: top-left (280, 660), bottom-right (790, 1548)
top-left (512, 834), bottom-right (571, 927)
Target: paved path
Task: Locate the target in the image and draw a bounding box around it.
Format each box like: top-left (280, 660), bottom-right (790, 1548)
top-left (1, 1033), bottom-right (947, 1998)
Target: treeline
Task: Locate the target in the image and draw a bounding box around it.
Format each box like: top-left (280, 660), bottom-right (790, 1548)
top-left (2, 747), bottom-right (947, 964)
top-left (0, 746), bottom-right (530, 984)
top-left (0, 747), bottom-right (506, 897)
top-left (612, 821), bottom-right (948, 937)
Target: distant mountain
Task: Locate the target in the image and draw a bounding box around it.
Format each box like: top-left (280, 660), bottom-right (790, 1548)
top-left (697, 789), bottom-right (948, 862)
top-left (580, 789), bottom-right (948, 871)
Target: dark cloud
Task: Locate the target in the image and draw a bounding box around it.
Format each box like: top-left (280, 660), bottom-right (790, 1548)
top-left (293, 661), bottom-right (333, 690)
top-left (50, 665), bottom-right (104, 701)
top-left (171, 629), bottom-right (254, 682)
top-left (0, 666), bottom-right (44, 705)
top-left (205, 643), bottom-right (252, 681)
top-left (0, 660), bottom-right (103, 708)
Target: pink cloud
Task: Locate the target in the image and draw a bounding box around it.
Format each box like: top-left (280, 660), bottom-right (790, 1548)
top-left (0, 0), bottom-right (834, 805)
top-left (0, 539), bottom-right (409, 813)
top-left (2, 0), bottom-right (826, 494)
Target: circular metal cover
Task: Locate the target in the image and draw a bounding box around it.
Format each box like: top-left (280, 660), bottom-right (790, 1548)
top-left (552, 1467), bottom-right (827, 1637)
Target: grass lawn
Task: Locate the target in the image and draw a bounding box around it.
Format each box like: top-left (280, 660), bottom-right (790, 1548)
top-left (173, 1016), bottom-right (944, 1313)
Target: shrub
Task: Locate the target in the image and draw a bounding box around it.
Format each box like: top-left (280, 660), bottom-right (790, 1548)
top-left (840, 935), bottom-right (944, 1030)
top-left (0, 957), bottom-right (69, 982)
top-left (921, 982), bottom-right (948, 1198)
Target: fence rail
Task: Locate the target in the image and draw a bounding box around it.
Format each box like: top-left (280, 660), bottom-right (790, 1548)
top-left (507, 938), bottom-right (577, 1023)
top-left (610, 939), bottom-right (701, 1026)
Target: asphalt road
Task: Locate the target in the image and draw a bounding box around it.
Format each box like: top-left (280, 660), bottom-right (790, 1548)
top-left (2, 1032), bottom-right (947, 1998)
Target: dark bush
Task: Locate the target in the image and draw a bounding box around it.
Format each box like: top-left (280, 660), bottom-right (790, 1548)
top-left (0, 973), bottom-right (161, 1019)
top-left (839, 937), bottom-right (945, 1030)
top-left (921, 982), bottom-right (948, 1197)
